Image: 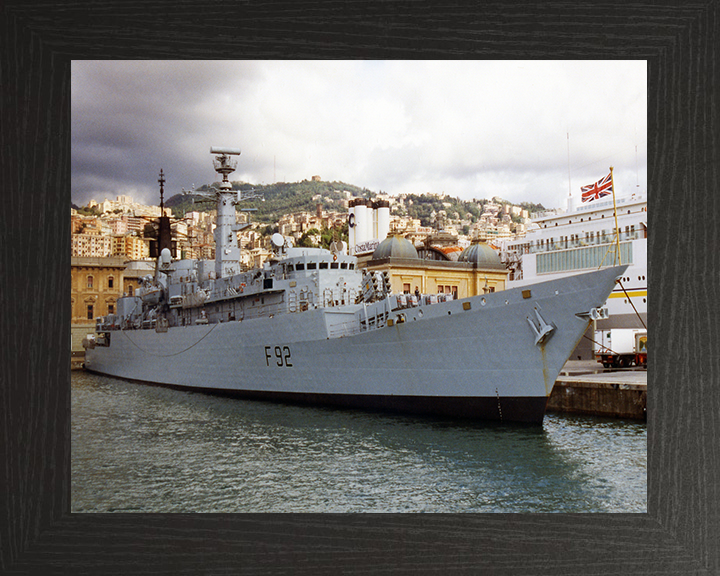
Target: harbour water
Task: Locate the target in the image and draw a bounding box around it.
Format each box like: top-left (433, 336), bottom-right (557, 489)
top-left (72, 370), bottom-right (647, 513)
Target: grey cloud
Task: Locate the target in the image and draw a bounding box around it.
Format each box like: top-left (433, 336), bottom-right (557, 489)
top-left (72, 61), bottom-right (647, 210)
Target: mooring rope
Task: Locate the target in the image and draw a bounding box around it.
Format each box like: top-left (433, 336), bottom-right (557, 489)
top-left (616, 280), bottom-right (647, 330)
top-left (120, 322), bottom-right (221, 357)
top-left (582, 332), bottom-right (621, 356)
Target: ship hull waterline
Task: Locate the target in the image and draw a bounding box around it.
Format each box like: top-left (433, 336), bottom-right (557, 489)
top-left (84, 266), bottom-right (626, 424)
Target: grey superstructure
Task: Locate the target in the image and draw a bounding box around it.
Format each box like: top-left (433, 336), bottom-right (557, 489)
top-left (83, 148), bottom-right (626, 424)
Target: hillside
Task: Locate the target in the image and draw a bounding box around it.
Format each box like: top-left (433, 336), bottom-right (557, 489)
top-left (165, 180), bottom-right (372, 223)
top-left (164, 180), bottom-right (545, 229)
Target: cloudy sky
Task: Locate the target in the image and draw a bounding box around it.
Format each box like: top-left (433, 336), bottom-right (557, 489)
top-left (72, 60), bottom-right (646, 210)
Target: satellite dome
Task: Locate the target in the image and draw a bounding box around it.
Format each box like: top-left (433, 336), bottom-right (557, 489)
top-left (458, 243), bottom-right (503, 269)
top-left (372, 235), bottom-right (418, 260)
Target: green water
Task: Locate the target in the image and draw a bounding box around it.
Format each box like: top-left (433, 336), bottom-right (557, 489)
top-left (71, 371), bottom-right (646, 513)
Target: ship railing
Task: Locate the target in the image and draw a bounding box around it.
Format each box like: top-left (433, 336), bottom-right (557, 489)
top-left (526, 231), bottom-right (641, 254)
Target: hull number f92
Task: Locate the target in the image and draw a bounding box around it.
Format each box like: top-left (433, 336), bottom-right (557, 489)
top-left (265, 345), bottom-right (293, 367)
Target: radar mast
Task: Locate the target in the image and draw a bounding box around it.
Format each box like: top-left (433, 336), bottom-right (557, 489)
top-left (183, 147), bottom-right (260, 279)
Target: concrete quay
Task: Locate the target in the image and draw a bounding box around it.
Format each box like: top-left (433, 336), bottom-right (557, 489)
top-left (548, 360), bottom-right (647, 420)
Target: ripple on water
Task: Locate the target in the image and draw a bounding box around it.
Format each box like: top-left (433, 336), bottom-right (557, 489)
top-left (72, 372), bottom-right (646, 513)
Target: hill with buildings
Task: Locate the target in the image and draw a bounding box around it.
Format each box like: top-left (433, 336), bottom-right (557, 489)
top-left (164, 179), bottom-right (372, 224)
top-left (71, 178), bottom-right (545, 266)
top-left (163, 179), bottom-right (545, 235)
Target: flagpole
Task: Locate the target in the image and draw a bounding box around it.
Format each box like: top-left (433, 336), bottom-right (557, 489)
top-left (610, 166), bottom-right (621, 265)
top-left (567, 132), bottom-right (572, 198)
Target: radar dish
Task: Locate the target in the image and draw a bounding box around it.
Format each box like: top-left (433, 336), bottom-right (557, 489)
top-left (271, 233), bottom-right (285, 248)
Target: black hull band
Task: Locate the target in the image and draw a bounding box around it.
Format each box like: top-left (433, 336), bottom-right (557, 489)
top-left (228, 390), bottom-right (549, 424)
top-left (85, 369), bottom-right (548, 424)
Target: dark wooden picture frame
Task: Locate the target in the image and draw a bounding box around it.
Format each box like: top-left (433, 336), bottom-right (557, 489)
top-left (1, 2), bottom-right (717, 573)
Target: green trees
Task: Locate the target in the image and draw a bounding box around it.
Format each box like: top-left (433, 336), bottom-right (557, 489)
top-left (297, 223), bottom-right (349, 249)
top-left (166, 180), bottom-right (367, 223)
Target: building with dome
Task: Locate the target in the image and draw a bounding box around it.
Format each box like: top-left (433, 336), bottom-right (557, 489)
top-left (362, 235), bottom-right (508, 298)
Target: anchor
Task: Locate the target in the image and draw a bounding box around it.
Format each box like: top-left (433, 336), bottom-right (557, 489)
top-left (527, 306), bottom-right (555, 346)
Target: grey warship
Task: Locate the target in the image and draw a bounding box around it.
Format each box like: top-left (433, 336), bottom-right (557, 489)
top-left (83, 147), bottom-right (627, 424)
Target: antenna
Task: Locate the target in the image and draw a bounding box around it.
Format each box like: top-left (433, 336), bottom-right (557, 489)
top-left (158, 169), bottom-right (165, 211)
top-left (210, 147), bottom-right (239, 190)
top-left (209, 147), bottom-right (241, 155)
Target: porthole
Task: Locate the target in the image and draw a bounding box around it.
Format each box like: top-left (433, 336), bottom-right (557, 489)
top-left (481, 298), bottom-right (486, 306)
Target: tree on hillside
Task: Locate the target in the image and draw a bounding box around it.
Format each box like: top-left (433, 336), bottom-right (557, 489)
top-left (76, 205), bottom-right (100, 216)
top-left (297, 228), bottom-right (321, 248)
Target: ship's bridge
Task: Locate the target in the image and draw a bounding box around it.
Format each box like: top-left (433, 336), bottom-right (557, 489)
top-left (279, 247), bottom-right (357, 275)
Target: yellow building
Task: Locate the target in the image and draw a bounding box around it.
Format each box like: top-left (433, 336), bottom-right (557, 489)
top-left (111, 235), bottom-right (150, 260)
top-left (71, 256), bottom-right (126, 352)
top-left (71, 256), bottom-right (127, 324)
top-left (360, 236), bottom-right (508, 298)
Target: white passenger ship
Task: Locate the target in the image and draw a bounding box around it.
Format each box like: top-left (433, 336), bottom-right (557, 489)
top-left (498, 190), bottom-right (647, 357)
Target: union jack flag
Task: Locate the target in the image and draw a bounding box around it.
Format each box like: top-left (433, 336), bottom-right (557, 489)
top-left (581, 172), bottom-right (613, 202)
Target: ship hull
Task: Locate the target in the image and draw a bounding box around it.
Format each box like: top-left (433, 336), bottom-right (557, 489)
top-left (84, 266), bottom-right (625, 423)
